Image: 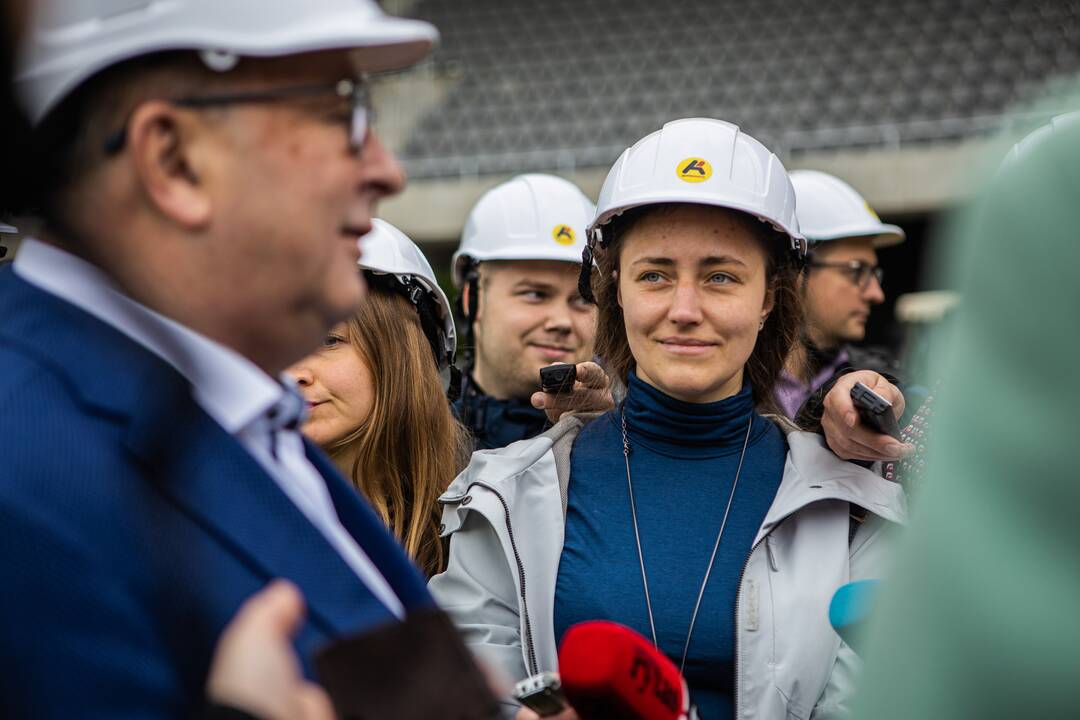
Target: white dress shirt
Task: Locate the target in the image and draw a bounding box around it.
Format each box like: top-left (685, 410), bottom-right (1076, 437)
top-left (14, 237), bottom-right (405, 618)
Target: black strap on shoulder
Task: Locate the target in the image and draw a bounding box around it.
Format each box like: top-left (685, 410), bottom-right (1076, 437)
top-left (453, 262), bottom-right (481, 373)
top-left (849, 504), bottom-right (867, 545)
top-left (578, 244), bottom-right (596, 304)
top-left (364, 271), bottom-right (445, 368)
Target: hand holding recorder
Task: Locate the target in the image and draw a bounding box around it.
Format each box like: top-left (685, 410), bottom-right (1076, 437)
top-left (531, 361), bottom-right (615, 423)
top-left (821, 370), bottom-right (914, 462)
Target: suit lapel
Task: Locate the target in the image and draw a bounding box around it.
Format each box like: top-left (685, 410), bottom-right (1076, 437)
top-left (123, 351), bottom-right (413, 636)
top-left (305, 442), bottom-right (434, 610)
top-left (0, 269), bottom-right (405, 634)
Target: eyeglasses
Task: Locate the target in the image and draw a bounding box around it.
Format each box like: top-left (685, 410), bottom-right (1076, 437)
top-left (103, 77), bottom-right (373, 155)
top-left (807, 259), bottom-right (884, 290)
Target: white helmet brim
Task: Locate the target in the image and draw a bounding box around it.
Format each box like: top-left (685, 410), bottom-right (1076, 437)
top-left (18, 2), bottom-right (438, 124)
top-left (806, 224), bottom-right (906, 249)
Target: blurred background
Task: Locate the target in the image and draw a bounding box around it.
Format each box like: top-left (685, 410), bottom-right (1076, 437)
top-left (370, 0), bottom-right (1080, 355)
top-left (4, 0), bottom-right (1078, 357)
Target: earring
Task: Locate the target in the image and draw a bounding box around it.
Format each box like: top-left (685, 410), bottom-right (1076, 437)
top-left (759, 318), bottom-right (766, 330)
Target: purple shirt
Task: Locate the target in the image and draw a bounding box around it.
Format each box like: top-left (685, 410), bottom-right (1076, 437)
top-left (774, 348), bottom-right (850, 420)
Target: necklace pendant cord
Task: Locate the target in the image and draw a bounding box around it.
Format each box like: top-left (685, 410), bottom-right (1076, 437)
top-left (622, 410), bottom-right (659, 649)
top-left (621, 409), bottom-right (754, 676)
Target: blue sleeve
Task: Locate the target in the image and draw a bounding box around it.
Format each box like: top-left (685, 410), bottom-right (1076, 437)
top-left (0, 356), bottom-right (196, 718)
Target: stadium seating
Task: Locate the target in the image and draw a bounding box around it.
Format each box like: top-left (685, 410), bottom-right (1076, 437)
top-left (400, 0), bottom-right (1080, 178)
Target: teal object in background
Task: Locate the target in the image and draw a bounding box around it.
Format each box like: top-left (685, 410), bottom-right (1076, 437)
top-left (829, 580), bottom-right (880, 654)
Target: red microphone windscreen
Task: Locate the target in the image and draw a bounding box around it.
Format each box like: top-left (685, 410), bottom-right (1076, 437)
top-left (558, 621), bottom-right (690, 720)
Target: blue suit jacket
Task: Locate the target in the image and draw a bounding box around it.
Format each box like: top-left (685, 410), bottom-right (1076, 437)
top-left (0, 266), bottom-right (434, 718)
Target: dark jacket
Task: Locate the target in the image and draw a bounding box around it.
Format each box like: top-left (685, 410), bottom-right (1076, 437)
top-left (452, 372), bottom-right (549, 450)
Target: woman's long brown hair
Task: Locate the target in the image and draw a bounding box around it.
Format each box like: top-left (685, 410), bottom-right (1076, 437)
top-left (591, 203), bottom-right (803, 416)
top-left (327, 288), bottom-right (472, 577)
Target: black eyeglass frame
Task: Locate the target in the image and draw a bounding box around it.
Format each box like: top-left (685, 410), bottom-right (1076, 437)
top-left (806, 259), bottom-right (885, 289)
top-left (102, 77), bottom-right (373, 155)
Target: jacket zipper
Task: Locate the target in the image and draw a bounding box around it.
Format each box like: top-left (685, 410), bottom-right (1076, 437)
top-left (461, 480), bottom-right (541, 677)
top-left (733, 530), bottom-right (772, 719)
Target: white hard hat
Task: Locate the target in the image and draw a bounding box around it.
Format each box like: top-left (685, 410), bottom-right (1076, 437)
top-left (452, 173), bottom-right (595, 288)
top-left (1003, 112), bottom-right (1080, 168)
top-left (0, 222), bottom-right (16, 234)
top-left (360, 219), bottom-right (455, 370)
top-left (16, 0), bottom-right (439, 125)
top-left (790, 170), bottom-right (905, 249)
top-left (589, 118), bottom-right (805, 257)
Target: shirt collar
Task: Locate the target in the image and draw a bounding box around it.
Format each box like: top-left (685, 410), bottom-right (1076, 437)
top-left (14, 237), bottom-right (283, 434)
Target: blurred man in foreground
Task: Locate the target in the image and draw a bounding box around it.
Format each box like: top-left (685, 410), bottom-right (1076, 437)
top-left (0, 1), bottom-right (443, 716)
top-left (853, 109), bottom-right (1080, 717)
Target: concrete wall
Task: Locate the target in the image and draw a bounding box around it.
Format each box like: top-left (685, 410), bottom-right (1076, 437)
top-left (380, 139), bottom-right (991, 246)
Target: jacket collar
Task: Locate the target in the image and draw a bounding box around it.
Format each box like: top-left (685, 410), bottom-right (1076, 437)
top-left (441, 410), bottom-right (907, 536)
top-left (755, 428), bottom-right (908, 545)
top-left (13, 238), bottom-right (281, 434)
top-left (440, 411), bottom-right (600, 502)
top-left (0, 267), bottom-right (430, 630)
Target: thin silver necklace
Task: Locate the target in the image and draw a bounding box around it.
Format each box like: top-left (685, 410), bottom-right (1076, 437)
top-left (621, 407), bottom-right (753, 674)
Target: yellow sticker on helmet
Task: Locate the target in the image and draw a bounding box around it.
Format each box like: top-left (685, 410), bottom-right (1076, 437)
top-left (864, 201), bottom-right (881, 221)
top-left (677, 157), bottom-right (712, 183)
top-left (552, 224), bottom-right (576, 245)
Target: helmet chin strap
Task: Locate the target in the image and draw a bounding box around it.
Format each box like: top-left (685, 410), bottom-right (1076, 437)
top-left (453, 262), bottom-right (482, 373)
top-left (578, 225), bottom-right (608, 305)
top-left (365, 270), bottom-right (457, 400)
top-left (578, 245), bottom-right (597, 304)
top-left (442, 365), bottom-right (462, 404)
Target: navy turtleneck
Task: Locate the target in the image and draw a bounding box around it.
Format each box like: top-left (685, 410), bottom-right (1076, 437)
top-left (554, 372), bottom-right (787, 720)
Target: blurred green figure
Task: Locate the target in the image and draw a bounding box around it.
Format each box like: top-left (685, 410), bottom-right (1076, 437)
top-left (853, 99), bottom-right (1080, 717)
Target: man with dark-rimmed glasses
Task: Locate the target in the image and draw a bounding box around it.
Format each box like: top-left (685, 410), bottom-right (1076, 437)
top-left (775, 169), bottom-right (907, 421)
top-left (0, 2), bottom-right (445, 717)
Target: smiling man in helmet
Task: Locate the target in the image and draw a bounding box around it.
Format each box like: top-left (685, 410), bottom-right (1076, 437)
top-left (0, 2), bottom-right (450, 716)
top-left (776, 170), bottom-right (906, 422)
top-left (452, 173), bottom-right (600, 449)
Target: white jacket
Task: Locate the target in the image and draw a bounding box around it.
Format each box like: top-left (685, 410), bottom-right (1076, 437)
top-left (429, 413), bottom-right (907, 719)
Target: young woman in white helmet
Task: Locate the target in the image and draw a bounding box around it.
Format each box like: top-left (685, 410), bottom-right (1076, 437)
top-left (288, 220), bottom-right (471, 577)
top-left (430, 119), bottom-right (908, 720)
top-left (452, 173), bottom-right (600, 449)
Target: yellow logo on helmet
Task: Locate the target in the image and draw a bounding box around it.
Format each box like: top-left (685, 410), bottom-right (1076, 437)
top-left (677, 157), bottom-right (712, 183)
top-left (864, 201), bottom-right (881, 221)
top-left (552, 224), bottom-right (576, 246)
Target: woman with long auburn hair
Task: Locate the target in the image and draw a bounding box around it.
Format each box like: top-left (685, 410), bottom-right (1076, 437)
top-left (289, 220), bottom-right (471, 577)
top-left (430, 119), bottom-right (908, 719)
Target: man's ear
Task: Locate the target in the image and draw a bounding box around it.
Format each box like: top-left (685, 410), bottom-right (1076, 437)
top-left (461, 281), bottom-right (477, 320)
top-left (126, 100), bottom-right (212, 229)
